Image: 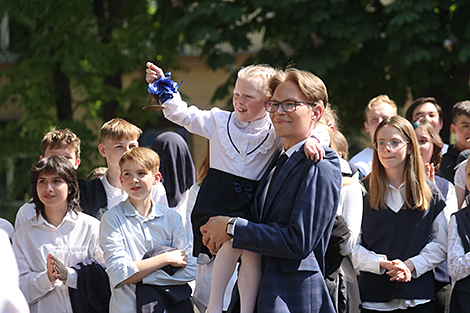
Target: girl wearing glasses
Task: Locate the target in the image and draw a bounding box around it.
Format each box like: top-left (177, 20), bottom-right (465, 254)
top-left (145, 62), bottom-right (326, 313)
top-left (352, 116), bottom-right (448, 312)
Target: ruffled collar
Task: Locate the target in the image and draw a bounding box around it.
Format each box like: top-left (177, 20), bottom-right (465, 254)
top-left (217, 111), bottom-right (276, 163)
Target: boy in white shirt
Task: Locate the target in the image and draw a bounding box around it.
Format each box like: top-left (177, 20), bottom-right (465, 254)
top-left (99, 147), bottom-right (196, 313)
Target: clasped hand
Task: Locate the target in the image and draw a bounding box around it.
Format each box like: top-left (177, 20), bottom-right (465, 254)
top-left (380, 259), bottom-right (412, 282)
top-left (46, 253), bottom-right (68, 284)
top-left (200, 216), bottom-right (232, 255)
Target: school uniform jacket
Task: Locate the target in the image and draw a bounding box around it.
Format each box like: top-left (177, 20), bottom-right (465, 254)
top-left (232, 146), bottom-right (342, 313)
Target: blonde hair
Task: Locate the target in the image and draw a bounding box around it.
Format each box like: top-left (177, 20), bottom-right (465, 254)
top-left (101, 118), bottom-right (142, 142)
top-left (237, 64), bottom-right (277, 98)
top-left (320, 105), bottom-right (338, 131)
top-left (196, 141), bottom-right (210, 185)
top-left (365, 95), bottom-right (397, 119)
top-left (40, 128), bottom-right (81, 159)
top-left (268, 68), bottom-right (328, 111)
top-left (369, 116), bottom-right (431, 211)
top-left (119, 147), bottom-right (160, 174)
top-left (333, 130), bottom-right (349, 160)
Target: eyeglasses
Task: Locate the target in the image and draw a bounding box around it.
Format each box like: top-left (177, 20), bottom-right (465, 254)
top-left (264, 100), bottom-right (315, 113)
top-left (374, 140), bottom-right (409, 152)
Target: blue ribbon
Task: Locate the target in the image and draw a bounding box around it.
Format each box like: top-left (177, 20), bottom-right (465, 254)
top-left (148, 72), bottom-right (182, 103)
top-left (233, 180), bottom-right (253, 198)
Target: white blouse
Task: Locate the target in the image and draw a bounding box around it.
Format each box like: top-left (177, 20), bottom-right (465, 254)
top-left (447, 213), bottom-right (470, 285)
top-left (163, 93), bottom-right (281, 181)
top-left (13, 211), bottom-right (103, 313)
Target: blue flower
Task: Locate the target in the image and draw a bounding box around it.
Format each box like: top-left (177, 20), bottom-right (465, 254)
top-left (148, 72), bottom-right (182, 103)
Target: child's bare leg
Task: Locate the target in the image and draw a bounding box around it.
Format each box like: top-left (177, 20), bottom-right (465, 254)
top-left (207, 240), bottom-right (242, 313)
top-left (238, 250), bottom-right (261, 313)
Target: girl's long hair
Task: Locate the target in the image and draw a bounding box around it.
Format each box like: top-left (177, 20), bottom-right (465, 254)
top-left (30, 155), bottom-right (81, 218)
top-left (413, 117), bottom-right (444, 172)
top-left (369, 116), bottom-right (431, 211)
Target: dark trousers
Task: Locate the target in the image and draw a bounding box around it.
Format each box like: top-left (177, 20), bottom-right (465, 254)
top-left (362, 301), bottom-right (435, 313)
top-left (434, 281), bottom-right (451, 313)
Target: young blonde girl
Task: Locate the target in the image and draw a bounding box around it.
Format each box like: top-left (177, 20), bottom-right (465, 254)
top-left (352, 116), bottom-right (448, 312)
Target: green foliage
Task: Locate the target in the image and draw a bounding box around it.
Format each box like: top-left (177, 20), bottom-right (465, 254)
top-left (150, 0), bottom-right (470, 151)
top-left (2, 0), bottom-right (470, 215)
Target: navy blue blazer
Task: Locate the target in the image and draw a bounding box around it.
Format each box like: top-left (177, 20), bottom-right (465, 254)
top-left (233, 146), bottom-right (342, 313)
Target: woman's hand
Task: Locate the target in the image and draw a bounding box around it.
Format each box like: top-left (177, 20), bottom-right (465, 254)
top-left (51, 254), bottom-right (68, 283)
top-left (46, 253), bottom-right (57, 284)
top-left (146, 62), bottom-right (165, 84)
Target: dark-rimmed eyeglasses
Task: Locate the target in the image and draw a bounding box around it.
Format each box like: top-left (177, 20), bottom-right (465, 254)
top-left (264, 100), bottom-right (315, 113)
top-left (374, 140), bottom-right (409, 152)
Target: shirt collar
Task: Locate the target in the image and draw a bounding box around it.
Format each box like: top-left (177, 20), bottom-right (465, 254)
top-left (122, 198), bottom-right (165, 221)
top-left (31, 210), bottom-right (78, 228)
top-left (101, 170), bottom-right (124, 196)
top-left (284, 139), bottom-right (308, 158)
top-left (387, 182), bottom-right (406, 213)
top-left (233, 113), bottom-right (270, 130)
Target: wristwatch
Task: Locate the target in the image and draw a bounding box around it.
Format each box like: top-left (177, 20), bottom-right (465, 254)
top-left (226, 217), bottom-right (237, 238)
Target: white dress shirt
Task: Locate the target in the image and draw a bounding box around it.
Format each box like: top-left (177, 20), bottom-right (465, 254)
top-left (350, 147), bottom-right (374, 177)
top-left (0, 217), bottom-right (14, 240)
top-left (336, 175), bottom-right (363, 256)
top-left (352, 183), bottom-right (448, 311)
top-left (0, 229), bottom-right (29, 313)
top-left (13, 211), bottom-right (102, 313)
top-left (99, 199), bottom-right (197, 313)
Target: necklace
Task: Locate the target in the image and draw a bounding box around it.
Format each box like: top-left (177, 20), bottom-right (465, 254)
top-left (227, 112), bottom-right (271, 156)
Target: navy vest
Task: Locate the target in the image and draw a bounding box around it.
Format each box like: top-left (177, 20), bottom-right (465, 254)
top-left (359, 179), bottom-right (446, 302)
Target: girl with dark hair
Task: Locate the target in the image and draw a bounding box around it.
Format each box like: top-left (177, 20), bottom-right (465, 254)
top-left (13, 156), bottom-right (103, 313)
top-left (352, 116), bottom-right (448, 312)
top-left (413, 117), bottom-right (457, 313)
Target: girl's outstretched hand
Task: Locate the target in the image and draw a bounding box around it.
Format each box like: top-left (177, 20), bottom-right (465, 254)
top-left (146, 62), bottom-right (165, 84)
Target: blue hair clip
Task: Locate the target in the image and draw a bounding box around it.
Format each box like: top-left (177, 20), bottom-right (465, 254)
top-left (411, 121), bottom-right (419, 129)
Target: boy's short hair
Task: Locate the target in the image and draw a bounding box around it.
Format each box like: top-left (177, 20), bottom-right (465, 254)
top-left (40, 128), bottom-right (81, 158)
top-left (86, 167), bottom-right (107, 180)
top-left (238, 64), bottom-right (277, 97)
top-left (101, 118), bottom-right (142, 142)
top-left (119, 147), bottom-right (160, 174)
top-left (452, 100), bottom-right (470, 124)
top-left (405, 97), bottom-right (442, 122)
top-left (364, 95), bottom-right (397, 120)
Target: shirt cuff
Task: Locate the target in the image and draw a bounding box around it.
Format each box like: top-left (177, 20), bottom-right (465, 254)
top-left (38, 270), bottom-right (57, 291)
top-left (65, 267), bottom-right (78, 289)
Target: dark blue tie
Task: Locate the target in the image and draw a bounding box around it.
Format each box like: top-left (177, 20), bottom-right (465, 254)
top-left (269, 153), bottom-right (288, 191)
